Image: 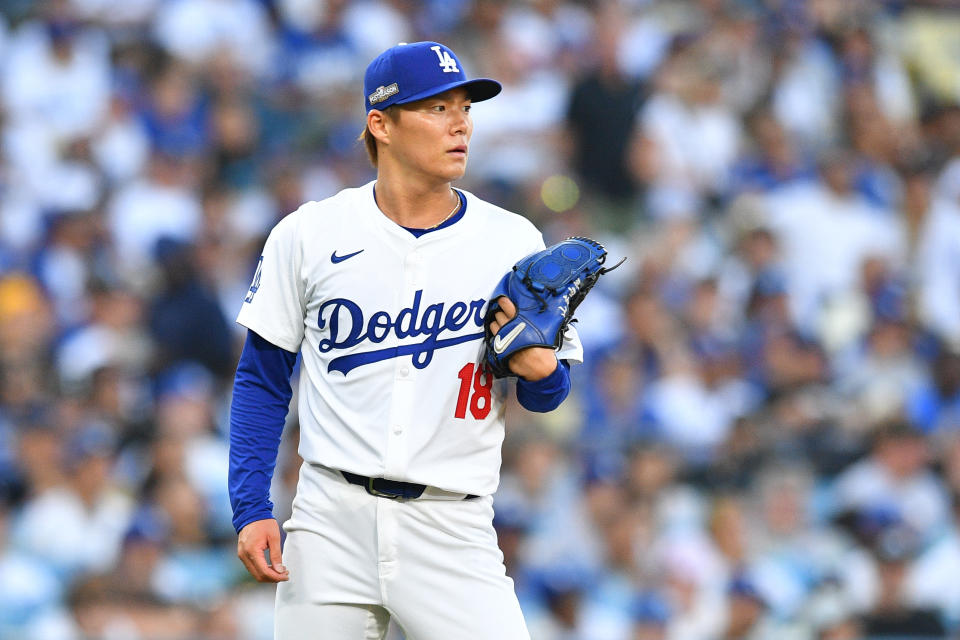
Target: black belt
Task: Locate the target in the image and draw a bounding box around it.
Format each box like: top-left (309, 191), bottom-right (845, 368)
top-left (341, 471), bottom-right (478, 500)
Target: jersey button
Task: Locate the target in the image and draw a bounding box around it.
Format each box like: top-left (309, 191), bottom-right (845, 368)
top-left (393, 425), bottom-right (403, 435)
top-left (399, 365), bottom-right (410, 377)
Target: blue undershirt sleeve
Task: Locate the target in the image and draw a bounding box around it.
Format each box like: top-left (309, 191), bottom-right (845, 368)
top-left (229, 329), bottom-right (298, 533)
top-left (516, 359), bottom-right (572, 413)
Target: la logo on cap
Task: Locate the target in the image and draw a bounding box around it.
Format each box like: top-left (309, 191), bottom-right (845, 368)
top-left (431, 45), bottom-right (459, 73)
top-left (363, 41), bottom-right (502, 113)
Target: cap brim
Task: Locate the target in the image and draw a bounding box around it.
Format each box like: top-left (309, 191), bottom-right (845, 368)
top-left (395, 78), bottom-right (502, 106)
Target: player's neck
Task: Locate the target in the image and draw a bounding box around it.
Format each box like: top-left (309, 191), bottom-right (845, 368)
top-left (373, 175), bottom-right (459, 229)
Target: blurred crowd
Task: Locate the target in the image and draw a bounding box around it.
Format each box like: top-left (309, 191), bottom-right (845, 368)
top-left (1, 0), bottom-right (960, 638)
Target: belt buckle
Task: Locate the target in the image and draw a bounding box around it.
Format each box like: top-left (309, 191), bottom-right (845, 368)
top-left (367, 477), bottom-right (402, 500)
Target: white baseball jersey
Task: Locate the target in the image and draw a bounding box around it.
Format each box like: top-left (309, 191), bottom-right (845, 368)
top-left (237, 182), bottom-right (582, 497)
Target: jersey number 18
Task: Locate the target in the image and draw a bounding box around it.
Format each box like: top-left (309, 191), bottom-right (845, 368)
top-left (454, 363), bottom-right (492, 419)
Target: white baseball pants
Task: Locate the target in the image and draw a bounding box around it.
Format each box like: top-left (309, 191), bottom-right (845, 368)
top-left (275, 464), bottom-right (530, 639)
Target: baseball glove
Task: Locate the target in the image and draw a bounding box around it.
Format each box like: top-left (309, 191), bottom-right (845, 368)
top-left (483, 237), bottom-right (625, 378)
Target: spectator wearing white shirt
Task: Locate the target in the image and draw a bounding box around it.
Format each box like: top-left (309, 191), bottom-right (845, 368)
top-left (91, 94), bottom-right (151, 185)
top-left (11, 425), bottom-right (133, 579)
top-left (32, 209), bottom-right (98, 329)
top-left (340, 0), bottom-right (414, 64)
top-left (771, 32), bottom-right (840, 149)
top-left (749, 464), bottom-right (861, 619)
top-left (153, 0), bottom-right (276, 79)
top-left (1, 9), bottom-right (111, 142)
top-left (107, 151), bottom-right (202, 276)
top-left (0, 499), bottom-right (77, 640)
top-left (764, 150), bottom-right (905, 337)
top-left (831, 423), bottom-right (950, 546)
top-left (643, 341), bottom-right (742, 461)
top-left (635, 46), bottom-right (742, 199)
top-left (915, 170), bottom-right (960, 348)
top-left (54, 283), bottom-right (151, 394)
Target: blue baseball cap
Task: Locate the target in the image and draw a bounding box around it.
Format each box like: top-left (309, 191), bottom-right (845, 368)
top-left (364, 41), bottom-right (501, 112)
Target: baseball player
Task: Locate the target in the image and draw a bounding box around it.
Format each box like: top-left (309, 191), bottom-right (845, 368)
top-left (229, 42), bottom-right (582, 639)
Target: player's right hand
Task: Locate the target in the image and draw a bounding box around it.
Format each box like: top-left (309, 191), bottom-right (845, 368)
top-left (237, 518), bottom-right (290, 583)
top-left (489, 296), bottom-right (557, 381)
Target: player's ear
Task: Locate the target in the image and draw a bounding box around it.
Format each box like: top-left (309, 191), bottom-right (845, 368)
top-left (367, 109), bottom-right (391, 145)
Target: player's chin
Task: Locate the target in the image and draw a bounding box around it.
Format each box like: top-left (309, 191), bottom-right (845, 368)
top-left (448, 153), bottom-right (467, 172)
top-left (440, 161), bottom-right (468, 182)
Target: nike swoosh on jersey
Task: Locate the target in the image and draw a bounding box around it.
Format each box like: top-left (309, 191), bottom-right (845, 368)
top-left (493, 322), bottom-right (527, 354)
top-left (331, 249), bottom-right (364, 263)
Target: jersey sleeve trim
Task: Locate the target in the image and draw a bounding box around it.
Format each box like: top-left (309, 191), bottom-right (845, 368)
top-left (235, 319), bottom-right (302, 353)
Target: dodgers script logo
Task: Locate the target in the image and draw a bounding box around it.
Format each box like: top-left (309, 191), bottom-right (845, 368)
top-left (317, 290), bottom-right (486, 375)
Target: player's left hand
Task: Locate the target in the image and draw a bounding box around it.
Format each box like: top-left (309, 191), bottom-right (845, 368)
top-left (237, 518), bottom-right (290, 583)
top-left (488, 296), bottom-right (558, 381)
